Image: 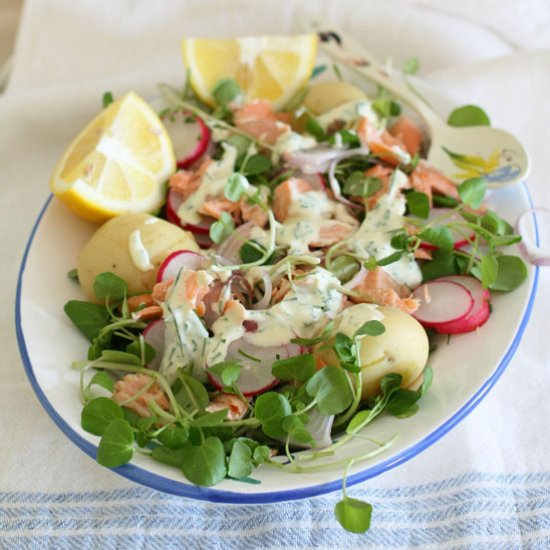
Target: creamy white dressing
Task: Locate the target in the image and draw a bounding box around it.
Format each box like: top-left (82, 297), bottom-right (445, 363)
top-left (317, 100), bottom-right (380, 132)
top-left (159, 269), bottom-right (214, 383)
top-left (275, 189), bottom-right (356, 253)
top-left (351, 169), bottom-right (422, 288)
top-left (274, 130), bottom-right (317, 155)
top-left (335, 303), bottom-right (384, 339)
top-left (177, 143), bottom-right (237, 225)
top-left (206, 302), bottom-right (246, 366)
top-left (128, 230), bottom-right (154, 271)
top-left (244, 268), bottom-right (343, 347)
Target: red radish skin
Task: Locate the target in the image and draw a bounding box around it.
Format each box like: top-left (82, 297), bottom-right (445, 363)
top-left (207, 339), bottom-right (302, 396)
top-left (412, 280), bottom-right (474, 328)
top-left (161, 111), bottom-right (211, 169)
top-left (156, 250), bottom-right (209, 283)
top-left (143, 319), bottom-right (165, 371)
top-left (434, 276), bottom-right (491, 334)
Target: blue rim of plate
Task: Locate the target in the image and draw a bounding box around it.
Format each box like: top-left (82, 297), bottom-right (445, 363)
top-left (16, 188), bottom-right (539, 504)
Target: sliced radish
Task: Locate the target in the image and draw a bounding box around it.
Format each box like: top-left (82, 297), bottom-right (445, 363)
top-left (207, 339), bottom-right (303, 397)
top-left (412, 280), bottom-right (474, 327)
top-left (156, 250), bottom-right (209, 283)
top-left (418, 208), bottom-right (474, 251)
top-left (161, 110), bottom-right (211, 169)
top-left (434, 276), bottom-right (491, 334)
top-left (166, 188), bottom-right (184, 226)
top-left (143, 319), bottom-right (165, 371)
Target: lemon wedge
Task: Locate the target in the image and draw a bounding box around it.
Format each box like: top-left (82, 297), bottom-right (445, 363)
top-left (182, 34), bottom-right (317, 109)
top-left (50, 91), bottom-right (175, 223)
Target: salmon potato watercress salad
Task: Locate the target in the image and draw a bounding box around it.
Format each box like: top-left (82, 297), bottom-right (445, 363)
top-left (50, 34), bottom-right (529, 534)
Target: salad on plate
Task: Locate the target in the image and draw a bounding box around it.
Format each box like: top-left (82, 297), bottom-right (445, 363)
top-left (49, 34), bottom-right (529, 533)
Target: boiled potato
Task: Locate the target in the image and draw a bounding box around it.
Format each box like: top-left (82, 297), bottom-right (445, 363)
top-left (315, 304), bottom-right (429, 399)
top-left (77, 213), bottom-right (199, 301)
top-left (304, 81), bottom-right (367, 115)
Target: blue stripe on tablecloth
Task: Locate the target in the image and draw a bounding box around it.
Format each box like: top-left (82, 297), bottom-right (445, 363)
top-left (1, 473), bottom-right (550, 549)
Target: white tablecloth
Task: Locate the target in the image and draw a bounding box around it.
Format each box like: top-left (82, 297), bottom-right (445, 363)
top-left (1, 1), bottom-right (549, 547)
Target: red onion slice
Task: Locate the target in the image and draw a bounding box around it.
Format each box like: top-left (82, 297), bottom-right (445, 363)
top-left (516, 207), bottom-right (550, 266)
top-left (251, 271), bottom-right (273, 310)
top-left (328, 158), bottom-right (365, 209)
top-left (284, 146), bottom-right (370, 174)
top-left (216, 222), bottom-right (256, 265)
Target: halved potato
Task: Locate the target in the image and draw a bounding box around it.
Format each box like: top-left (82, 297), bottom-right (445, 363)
top-left (77, 213), bottom-right (199, 301)
top-left (315, 304), bottom-right (429, 398)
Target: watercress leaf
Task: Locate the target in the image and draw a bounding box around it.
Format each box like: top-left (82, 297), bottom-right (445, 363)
top-left (239, 240), bottom-right (264, 263)
top-left (254, 392), bottom-right (292, 439)
top-left (151, 445), bottom-right (188, 467)
top-left (81, 397), bottom-right (124, 436)
top-left (489, 255), bottom-right (528, 291)
top-left (126, 339), bottom-right (155, 364)
top-left (253, 445), bottom-right (272, 464)
top-left (157, 424), bottom-right (189, 450)
top-left (390, 232), bottom-right (409, 251)
top-left (346, 409), bottom-right (375, 434)
top-left (208, 361), bottom-right (242, 386)
top-left (335, 497), bottom-right (373, 534)
top-left (406, 191), bottom-right (430, 219)
top-left (96, 418), bottom-right (134, 468)
top-left (191, 409), bottom-right (228, 427)
top-left (343, 173), bottom-right (382, 198)
top-left (209, 211), bottom-right (235, 244)
top-left (67, 268), bottom-right (79, 281)
top-left (447, 105), bottom-right (491, 127)
top-left (242, 154), bottom-right (272, 176)
top-left (100, 350), bottom-right (141, 365)
top-left (64, 300), bottom-right (110, 341)
top-left (403, 57), bottom-right (420, 75)
top-left (224, 173), bottom-right (248, 202)
top-left (290, 321), bottom-right (334, 346)
top-left (481, 210), bottom-right (507, 236)
top-left (283, 415), bottom-right (315, 445)
top-left (225, 134), bottom-right (252, 157)
top-left (181, 437), bottom-right (227, 486)
top-left (212, 78), bottom-right (242, 107)
top-left (305, 115), bottom-right (326, 141)
top-left (420, 248), bottom-right (457, 281)
top-left (271, 354), bottom-right (316, 383)
top-left (376, 251), bottom-right (403, 267)
top-left (380, 372), bottom-right (403, 398)
top-left (228, 439), bottom-right (254, 479)
top-left (311, 64), bottom-right (327, 78)
top-left (333, 333), bottom-right (356, 364)
top-left (386, 366), bottom-right (432, 418)
top-left (328, 130), bottom-right (361, 148)
top-left (86, 371), bottom-right (115, 394)
top-left (458, 177), bottom-right (487, 209)
top-left (418, 226), bottom-right (454, 251)
top-left (306, 366), bottom-right (354, 415)
top-left (102, 91), bottom-right (114, 108)
top-left (93, 272), bottom-right (128, 302)
top-left (354, 320), bottom-right (385, 338)
top-left (479, 254), bottom-right (499, 288)
top-left (330, 255), bottom-right (361, 284)
top-left (122, 407), bottom-right (141, 427)
top-left (490, 234), bottom-right (522, 247)
top-left (175, 371), bottom-right (210, 414)
top-left (433, 194), bottom-right (459, 208)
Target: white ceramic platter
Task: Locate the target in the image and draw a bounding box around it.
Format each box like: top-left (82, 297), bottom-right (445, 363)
top-left (15, 78), bottom-right (539, 503)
